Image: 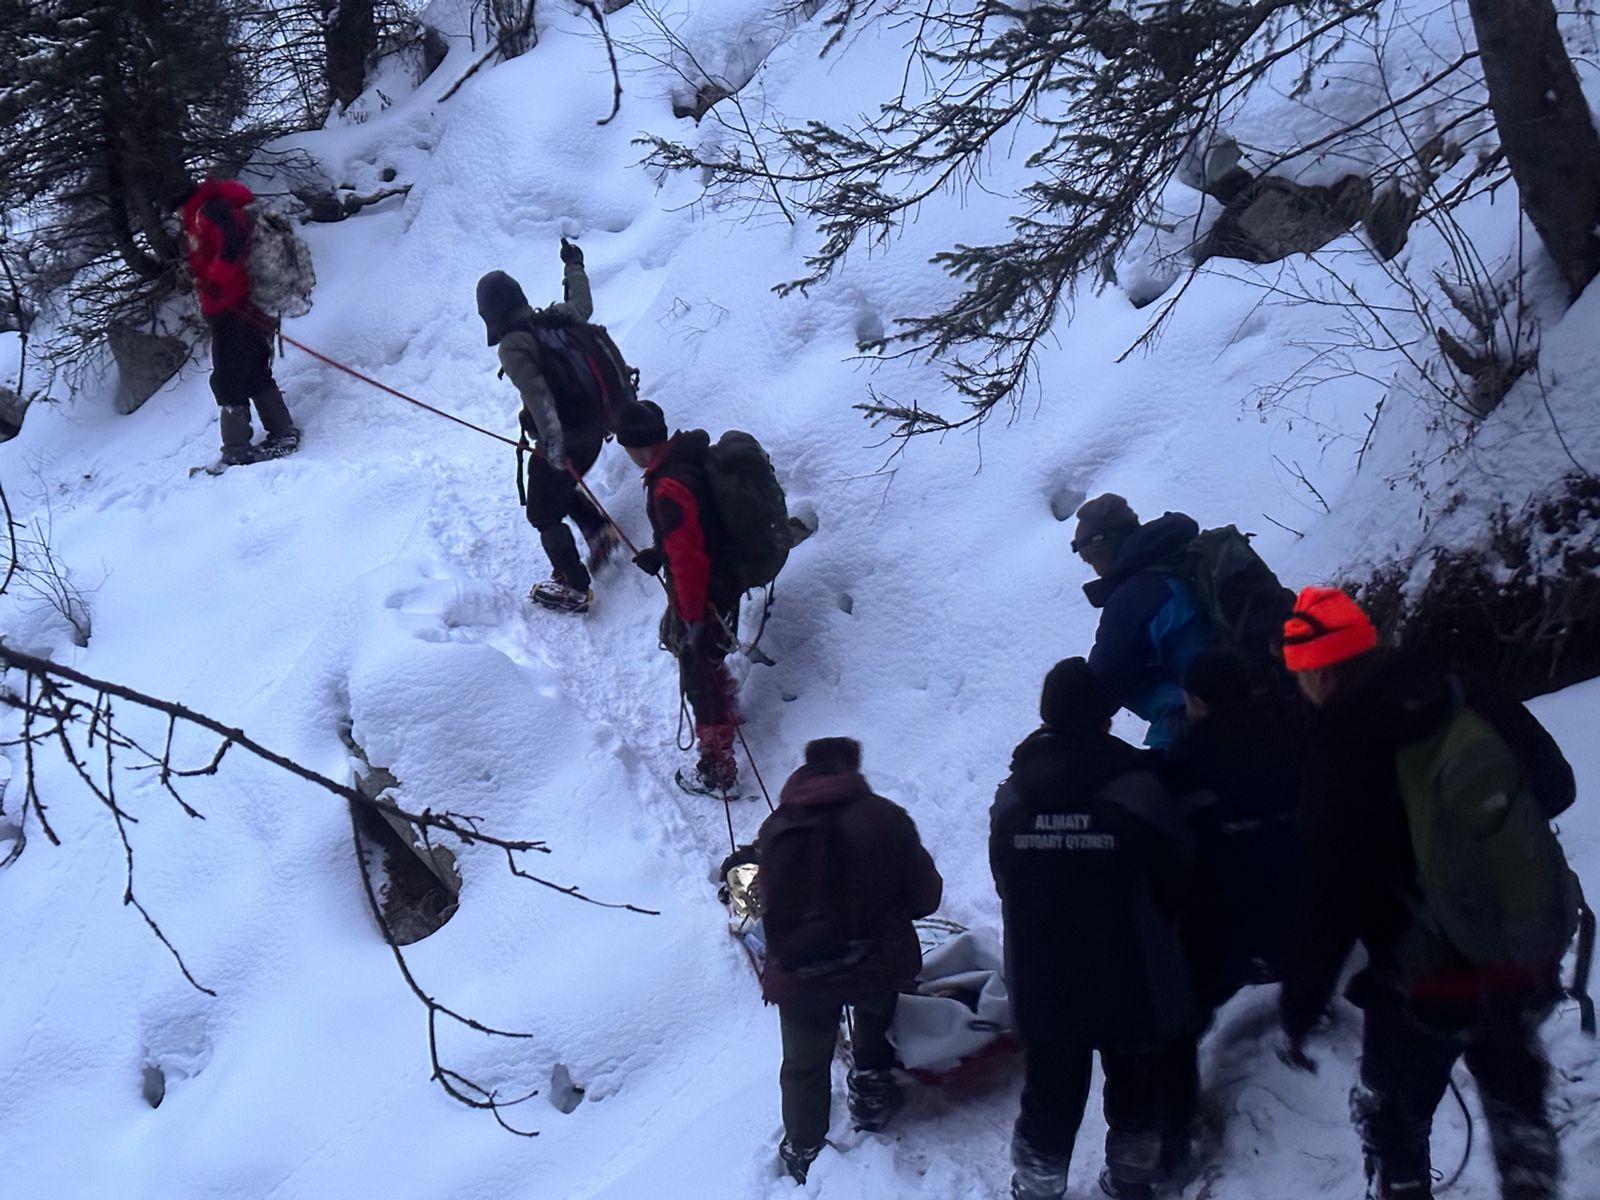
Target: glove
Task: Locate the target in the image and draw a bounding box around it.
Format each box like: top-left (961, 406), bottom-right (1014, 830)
top-left (518, 409), bottom-right (537, 439)
top-left (633, 546), bottom-right (665, 577)
top-left (560, 237), bottom-right (584, 267)
top-left (1276, 1032), bottom-right (1318, 1074)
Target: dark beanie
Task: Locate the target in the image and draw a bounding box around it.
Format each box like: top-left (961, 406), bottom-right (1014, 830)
top-left (615, 399), bottom-right (669, 448)
top-left (804, 737), bottom-right (862, 774)
top-left (476, 270), bottom-right (529, 346)
top-left (1073, 493), bottom-right (1140, 554)
top-left (1182, 648), bottom-right (1261, 709)
top-left (1039, 657), bottom-right (1116, 731)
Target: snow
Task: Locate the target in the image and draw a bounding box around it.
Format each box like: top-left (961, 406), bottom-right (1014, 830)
top-left (1, 2), bottom-right (1598, 1197)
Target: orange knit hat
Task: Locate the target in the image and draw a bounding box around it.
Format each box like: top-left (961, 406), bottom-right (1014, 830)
top-left (1281, 587), bottom-right (1378, 672)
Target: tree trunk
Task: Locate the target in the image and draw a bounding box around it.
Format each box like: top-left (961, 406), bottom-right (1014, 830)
top-left (1469, 0), bottom-right (1600, 300)
top-left (322, 0), bottom-right (378, 112)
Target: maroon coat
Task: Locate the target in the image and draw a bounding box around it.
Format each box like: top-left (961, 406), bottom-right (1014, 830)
top-left (758, 764), bottom-right (943, 1005)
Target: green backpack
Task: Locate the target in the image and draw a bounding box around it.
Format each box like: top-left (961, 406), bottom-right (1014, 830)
top-left (705, 430), bottom-right (792, 592)
top-left (1396, 706), bottom-right (1580, 984)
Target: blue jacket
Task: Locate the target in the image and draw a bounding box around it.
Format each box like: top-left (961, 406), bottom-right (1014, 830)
top-left (1084, 512), bottom-right (1213, 749)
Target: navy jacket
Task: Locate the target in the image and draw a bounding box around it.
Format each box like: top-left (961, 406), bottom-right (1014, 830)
top-left (1084, 512), bottom-right (1212, 748)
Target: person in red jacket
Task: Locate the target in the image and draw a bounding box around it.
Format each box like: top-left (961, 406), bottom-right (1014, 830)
top-left (617, 400), bottom-right (742, 796)
top-left (171, 178), bottom-right (299, 466)
top-left (758, 737), bottom-right (944, 1182)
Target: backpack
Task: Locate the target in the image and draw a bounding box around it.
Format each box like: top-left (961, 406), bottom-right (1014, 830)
top-left (524, 314), bottom-right (638, 433)
top-left (245, 206), bottom-right (316, 319)
top-left (705, 430), bottom-right (792, 591)
top-left (1183, 526), bottom-right (1295, 662)
top-left (1396, 706), bottom-right (1581, 983)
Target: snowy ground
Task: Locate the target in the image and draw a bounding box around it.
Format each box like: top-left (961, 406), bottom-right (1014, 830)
top-left (1, 3), bottom-right (1597, 1197)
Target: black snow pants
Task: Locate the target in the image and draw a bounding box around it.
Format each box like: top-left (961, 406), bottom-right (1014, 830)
top-left (1354, 991), bottom-right (1560, 1200)
top-left (208, 310), bottom-right (277, 408)
top-left (777, 992), bottom-right (898, 1153)
top-left (1011, 1035), bottom-right (1198, 1198)
top-left (524, 425), bottom-right (605, 590)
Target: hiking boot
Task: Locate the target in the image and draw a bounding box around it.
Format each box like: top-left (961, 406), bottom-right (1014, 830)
top-left (847, 1068), bottom-right (903, 1132)
top-left (1098, 1167), bottom-right (1154, 1200)
top-left (219, 443), bottom-right (260, 467)
top-left (584, 525), bottom-right (621, 574)
top-left (778, 1138), bottom-right (821, 1184)
top-left (260, 427), bottom-right (301, 458)
top-left (529, 580), bottom-right (593, 614)
top-left (675, 759), bottom-right (736, 797)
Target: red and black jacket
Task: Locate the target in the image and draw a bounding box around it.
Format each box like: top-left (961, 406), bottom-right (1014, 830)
top-left (180, 178), bottom-right (254, 317)
top-left (643, 430), bottom-right (732, 623)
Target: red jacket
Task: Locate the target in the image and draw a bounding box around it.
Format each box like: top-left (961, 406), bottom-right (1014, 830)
top-left (180, 179), bottom-right (255, 317)
top-left (643, 431), bottom-right (720, 623)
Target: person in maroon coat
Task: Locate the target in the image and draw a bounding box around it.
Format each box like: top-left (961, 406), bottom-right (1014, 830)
top-left (757, 737), bottom-right (944, 1183)
top-left (169, 177), bottom-right (298, 465)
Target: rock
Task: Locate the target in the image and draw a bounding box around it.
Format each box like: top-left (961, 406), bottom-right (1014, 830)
top-left (0, 384), bottom-right (27, 440)
top-left (1196, 175), bottom-right (1372, 266)
top-left (107, 324), bottom-right (189, 415)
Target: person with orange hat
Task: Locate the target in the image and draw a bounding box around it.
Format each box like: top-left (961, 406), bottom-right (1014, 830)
top-left (1277, 587), bottom-right (1577, 1200)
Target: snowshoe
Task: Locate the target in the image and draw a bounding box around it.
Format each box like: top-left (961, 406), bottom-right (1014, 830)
top-left (529, 580), bottom-right (593, 614)
top-left (584, 525), bottom-right (622, 574)
top-left (675, 761), bottom-right (737, 798)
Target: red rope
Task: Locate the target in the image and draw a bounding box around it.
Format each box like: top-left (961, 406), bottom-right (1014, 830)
top-left (275, 329), bottom-right (520, 447)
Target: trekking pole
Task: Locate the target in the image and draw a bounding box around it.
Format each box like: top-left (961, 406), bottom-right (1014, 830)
top-left (735, 725), bottom-right (776, 813)
top-left (567, 465), bottom-right (642, 557)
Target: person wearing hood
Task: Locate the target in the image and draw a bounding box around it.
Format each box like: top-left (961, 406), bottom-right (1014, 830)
top-left (1277, 588), bottom-right (1575, 1200)
top-left (477, 240), bottom-right (618, 614)
top-left (991, 658), bottom-right (1200, 1200)
top-left (170, 177), bottom-right (300, 466)
top-left (616, 399), bottom-right (745, 796)
top-left (1073, 494), bottom-right (1214, 749)
top-left (757, 737), bottom-right (943, 1184)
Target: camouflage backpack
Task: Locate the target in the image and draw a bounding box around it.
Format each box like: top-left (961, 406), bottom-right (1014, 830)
top-left (1183, 526), bottom-right (1295, 663)
top-left (705, 431), bottom-right (792, 592)
top-left (245, 206), bottom-right (316, 319)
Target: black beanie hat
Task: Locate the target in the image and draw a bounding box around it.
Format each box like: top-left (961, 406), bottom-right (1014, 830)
top-left (615, 399), bottom-right (669, 448)
top-left (1182, 648), bottom-right (1262, 710)
top-left (1039, 657), bottom-right (1116, 731)
top-left (804, 737), bottom-right (862, 774)
top-left (476, 270), bottom-right (528, 347)
top-left (1073, 493), bottom-right (1140, 556)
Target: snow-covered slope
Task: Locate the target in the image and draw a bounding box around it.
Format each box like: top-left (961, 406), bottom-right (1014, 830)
top-left (1, 4), bottom-right (1596, 1198)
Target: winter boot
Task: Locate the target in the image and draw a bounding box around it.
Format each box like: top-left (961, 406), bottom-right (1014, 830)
top-left (1097, 1168), bottom-right (1154, 1200)
top-left (847, 1068), bottom-right (903, 1132)
top-left (676, 758), bottom-right (736, 797)
top-left (1010, 1129), bottom-right (1069, 1200)
top-left (254, 386), bottom-right (299, 456)
top-left (219, 404), bottom-right (255, 464)
top-left (529, 580), bottom-right (593, 614)
top-left (584, 524), bottom-right (622, 575)
top-left (778, 1138), bottom-right (821, 1185)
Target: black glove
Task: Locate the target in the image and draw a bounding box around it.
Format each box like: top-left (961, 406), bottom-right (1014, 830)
top-left (633, 546), bottom-right (665, 576)
top-left (518, 409), bottom-right (537, 439)
top-left (560, 237), bottom-right (584, 267)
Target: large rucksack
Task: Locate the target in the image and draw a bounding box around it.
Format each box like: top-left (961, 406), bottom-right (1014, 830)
top-left (245, 206), bottom-right (316, 319)
top-left (1183, 526), bottom-right (1295, 662)
top-left (1396, 705), bottom-right (1584, 996)
top-left (523, 313), bottom-right (638, 433)
top-left (705, 430), bottom-right (792, 592)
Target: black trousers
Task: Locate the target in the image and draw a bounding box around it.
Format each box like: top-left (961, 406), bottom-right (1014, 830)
top-left (524, 426), bottom-right (604, 590)
top-left (778, 992), bottom-right (897, 1152)
top-left (1355, 993), bottom-right (1559, 1199)
top-left (1014, 1035), bottom-right (1197, 1188)
top-left (208, 311), bottom-right (277, 407)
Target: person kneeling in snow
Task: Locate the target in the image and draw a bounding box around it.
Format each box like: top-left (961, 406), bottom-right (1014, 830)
top-left (618, 399), bottom-right (743, 796)
top-left (477, 240), bottom-right (619, 615)
top-left (171, 177), bottom-right (300, 467)
top-left (991, 658), bottom-right (1201, 1200)
top-left (758, 738), bottom-right (943, 1184)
